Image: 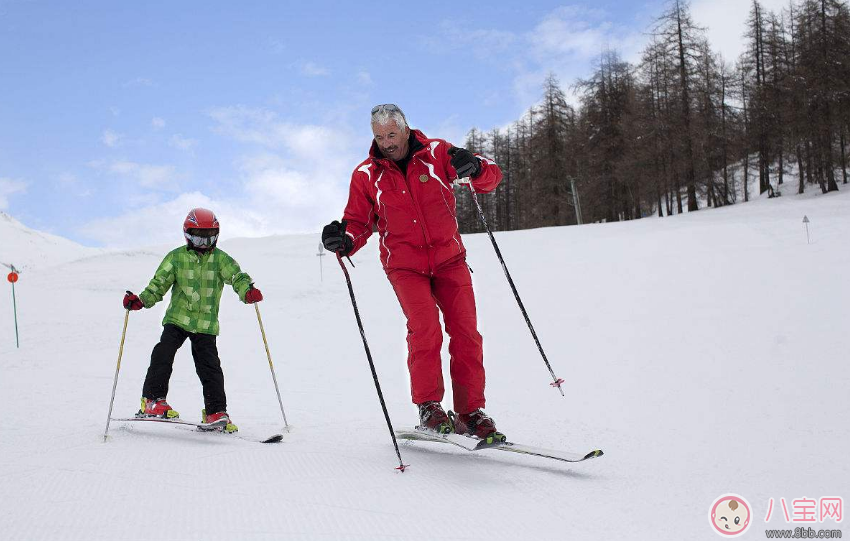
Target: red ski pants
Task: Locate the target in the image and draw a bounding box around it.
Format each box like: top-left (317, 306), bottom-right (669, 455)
top-left (387, 256), bottom-right (485, 414)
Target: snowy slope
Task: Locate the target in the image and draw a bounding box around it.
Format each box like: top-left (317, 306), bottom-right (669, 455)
top-left (0, 211), bottom-right (101, 271)
top-left (0, 191), bottom-right (848, 541)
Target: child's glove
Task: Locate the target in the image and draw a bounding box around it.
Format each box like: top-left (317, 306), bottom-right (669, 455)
top-left (245, 286), bottom-right (263, 304)
top-left (123, 291), bottom-right (144, 311)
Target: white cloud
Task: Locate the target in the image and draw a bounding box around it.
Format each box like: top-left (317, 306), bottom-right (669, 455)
top-left (356, 71), bottom-right (373, 86)
top-left (206, 105), bottom-right (360, 235)
top-left (77, 191), bottom-right (270, 248)
top-left (123, 77), bottom-right (154, 88)
top-left (421, 114), bottom-right (467, 149)
top-left (530, 7), bottom-right (615, 59)
top-left (55, 173), bottom-right (93, 197)
top-left (523, 7), bottom-right (646, 103)
top-left (208, 105), bottom-right (278, 146)
top-left (300, 61), bottom-right (330, 77)
top-left (207, 106), bottom-right (353, 163)
top-left (109, 106), bottom-right (121, 117)
top-left (692, 0), bottom-right (791, 62)
top-left (236, 151), bottom-right (346, 210)
top-left (436, 23), bottom-right (517, 62)
top-left (89, 160), bottom-right (177, 189)
top-left (268, 37), bottom-right (286, 54)
top-left (101, 129), bottom-right (123, 148)
top-left (240, 156), bottom-right (313, 207)
top-left (75, 174), bottom-right (346, 248)
top-left (151, 117), bottom-right (166, 129)
top-left (437, 6), bottom-right (646, 111)
top-left (122, 163), bottom-right (174, 188)
top-left (0, 177), bottom-right (27, 209)
top-left (233, 147), bottom-right (354, 233)
top-left (438, 2), bottom-right (796, 113)
top-left (78, 105), bottom-right (366, 248)
top-left (169, 134), bottom-right (197, 151)
top-left (56, 172), bottom-right (77, 186)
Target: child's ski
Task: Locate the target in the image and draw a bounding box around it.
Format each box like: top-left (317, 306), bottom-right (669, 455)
top-left (111, 417), bottom-right (283, 444)
top-left (111, 416), bottom-right (227, 430)
top-left (107, 417), bottom-right (283, 443)
top-left (244, 434), bottom-right (284, 444)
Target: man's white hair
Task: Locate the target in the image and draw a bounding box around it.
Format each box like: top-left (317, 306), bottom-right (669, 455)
top-left (371, 105), bottom-right (409, 130)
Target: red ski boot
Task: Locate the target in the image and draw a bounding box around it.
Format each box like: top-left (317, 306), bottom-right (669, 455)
top-left (136, 397), bottom-right (179, 419)
top-left (202, 410), bottom-right (238, 433)
top-left (417, 401), bottom-right (453, 434)
top-left (452, 409), bottom-right (506, 444)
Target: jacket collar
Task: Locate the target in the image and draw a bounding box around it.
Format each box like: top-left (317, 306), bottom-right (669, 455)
top-left (369, 129), bottom-right (428, 162)
top-left (185, 245), bottom-right (215, 257)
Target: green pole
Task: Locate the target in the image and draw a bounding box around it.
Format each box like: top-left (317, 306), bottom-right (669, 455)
top-left (11, 281), bottom-right (19, 348)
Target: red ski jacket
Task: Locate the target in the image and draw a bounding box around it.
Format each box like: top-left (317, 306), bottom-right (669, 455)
top-left (342, 129), bottom-right (502, 275)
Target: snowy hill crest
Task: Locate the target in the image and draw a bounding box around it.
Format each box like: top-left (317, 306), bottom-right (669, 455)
top-left (0, 210), bottom-right (97, 270)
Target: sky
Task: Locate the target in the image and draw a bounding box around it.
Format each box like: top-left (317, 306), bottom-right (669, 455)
top-left (0, 0), bottom-right (790, 248)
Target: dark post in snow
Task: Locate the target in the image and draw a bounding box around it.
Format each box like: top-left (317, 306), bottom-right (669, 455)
top-left (317, 243), bottom-right (326, 282)
top-left (803, 215), bottom-right (810, 245)
top-left (569, 177), bottom-right (583, 225)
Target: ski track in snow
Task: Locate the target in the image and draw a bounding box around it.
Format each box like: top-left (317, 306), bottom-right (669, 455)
top-left (1, 190), bottom-right (848, 540)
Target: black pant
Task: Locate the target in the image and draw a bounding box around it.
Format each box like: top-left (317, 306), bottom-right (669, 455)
top-left (142, 324), bottom-right (227, 414)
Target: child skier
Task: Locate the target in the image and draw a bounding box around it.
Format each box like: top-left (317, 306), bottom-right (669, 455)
top-left (122, 207), bottom-right (263, 433)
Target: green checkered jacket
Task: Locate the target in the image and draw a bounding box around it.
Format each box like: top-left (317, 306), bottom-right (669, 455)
top-left (138, 246), bottom-right (253, 336)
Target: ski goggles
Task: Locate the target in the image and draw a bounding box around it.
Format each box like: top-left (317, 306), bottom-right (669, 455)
top-left (184, 228), bottom-right (219, 248)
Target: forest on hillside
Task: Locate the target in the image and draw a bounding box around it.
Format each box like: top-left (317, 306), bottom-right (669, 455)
top-left (456, 0), bottom-right (850, 232)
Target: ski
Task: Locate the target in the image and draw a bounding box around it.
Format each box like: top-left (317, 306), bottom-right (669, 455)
top-left (111, 417), bottom-right (283, 444)
top-left (234, 433), bottom-right (284, 444)
top-left (203, 431), bottom-right (284, 444)
top-left (111, 416), bottom-right (228, 430)
top-left (395, 427), bottom-right (603, 463)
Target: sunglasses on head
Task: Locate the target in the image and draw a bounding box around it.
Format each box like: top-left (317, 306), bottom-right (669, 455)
top-left (371, 103), bottom-right (402, 115)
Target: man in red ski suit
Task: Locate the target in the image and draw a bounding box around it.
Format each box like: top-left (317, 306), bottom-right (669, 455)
top-left (322, 104), bottom-right (505, 441)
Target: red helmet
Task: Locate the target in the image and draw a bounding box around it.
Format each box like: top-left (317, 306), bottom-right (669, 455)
top-left (183, 208), bottom-right (220, 250)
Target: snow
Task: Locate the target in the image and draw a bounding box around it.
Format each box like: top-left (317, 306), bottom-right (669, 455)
top-left (0, 211), bottom-right (102, 271)
top-left (0, 190), bottom-right (848, 540)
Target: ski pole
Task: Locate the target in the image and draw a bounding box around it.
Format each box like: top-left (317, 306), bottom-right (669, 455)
top-left (336, 252), bottom-right (407, 472)
top-left (254, 303), bottom-right (290, 431)
top-left (3, 263), bottom-right (20, 348)
top-left (103, 300), bottom-right (131, 442)
top-left (11, 279), bottom-right (18, 348)
top-left (461, 178), bottom-right (566, 396)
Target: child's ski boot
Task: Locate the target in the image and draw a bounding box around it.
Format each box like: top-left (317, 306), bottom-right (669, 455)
top-left (136, 397), bottom-right (179, 419)
top-left (201, 409), bottom-right (238, 433)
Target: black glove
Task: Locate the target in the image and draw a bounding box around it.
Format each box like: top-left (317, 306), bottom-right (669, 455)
top-left (448, 147), bottom-right (482, 179)
top-left (322, 220), bottom-right (354, 255)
